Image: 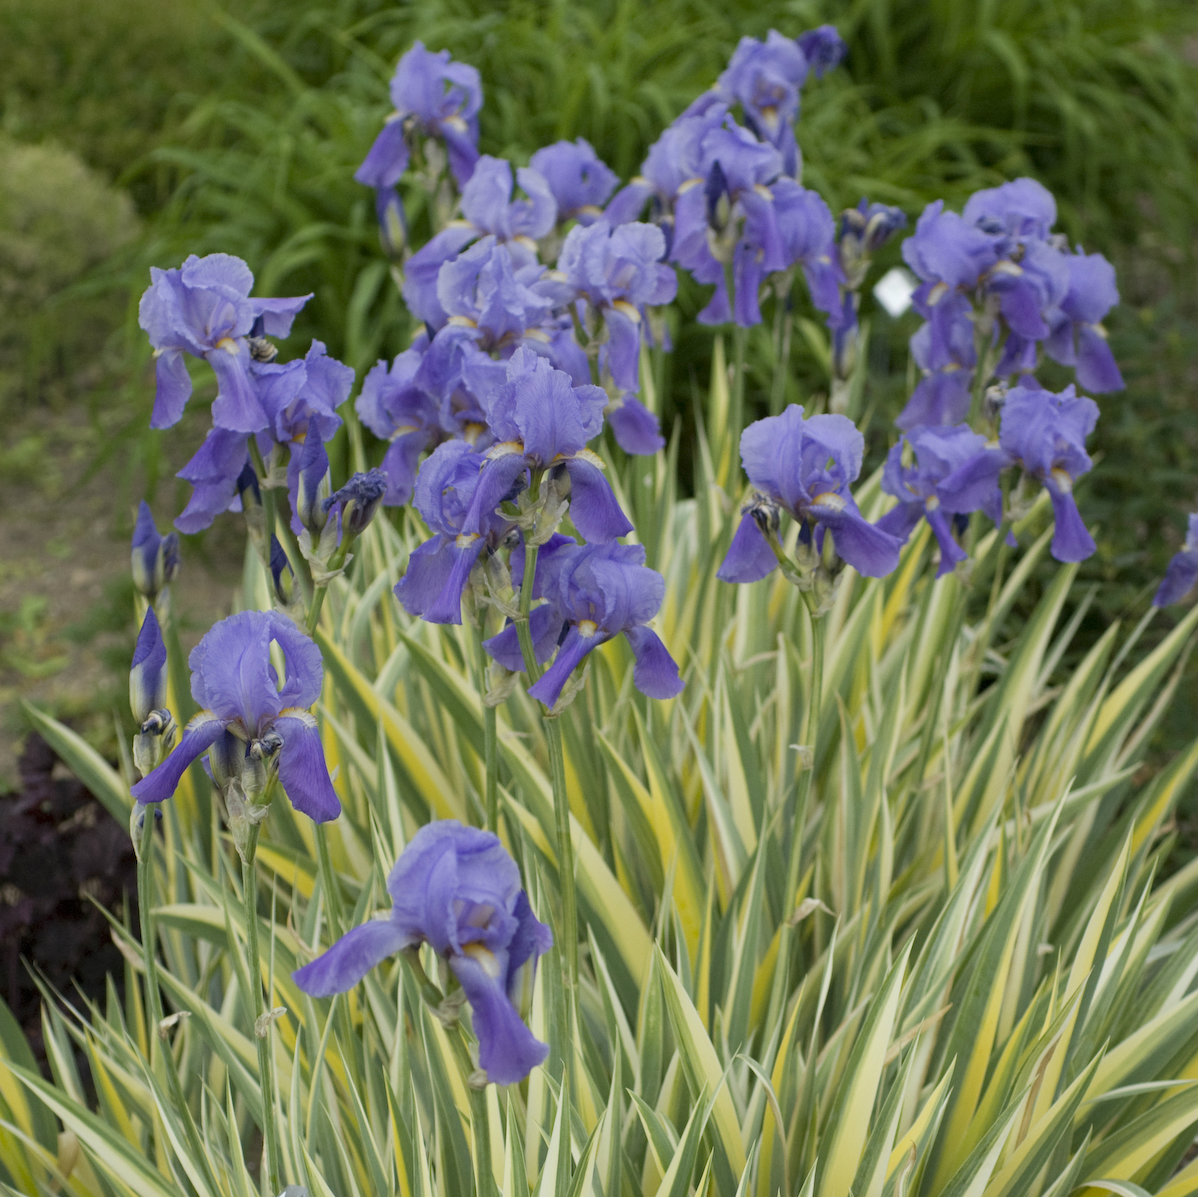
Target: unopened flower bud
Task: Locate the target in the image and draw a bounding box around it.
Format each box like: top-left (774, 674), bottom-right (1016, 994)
top-left (376, 188), bottom-right (408, 261)
top-left (130, 608), bottom-right (168, 723)
top-left (131, 502), bottom-right (179, 601)
top-left (269, 536), bottom-right (295, 606)
top-left (324, 469), bottom-right (388, 542)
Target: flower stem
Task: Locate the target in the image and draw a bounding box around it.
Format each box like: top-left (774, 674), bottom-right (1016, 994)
top-left (473, 627), bottom-right (500, 834)
top-left (240, 823), bottom-right (283, 1196)
top-left (248, 442), bottom-right (312, 611)
top-left (510, 509), bottom-right (578, 1146)
top-left (783, 593), bottom-right (825, 927)
top-left (304, 539), bottom-right (350, 637)
top-left (134, 812), bottom-right (216, 1194)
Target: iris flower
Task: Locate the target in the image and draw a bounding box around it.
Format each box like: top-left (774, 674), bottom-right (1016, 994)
top-left (1154, 513), bottom-right (1198, 607)
top-left (138, 253), bottom-right (310, 433)
top-left (485, 539), bottom-right (683, 709)
top-left (130, 610), bottom-right (340, 822)
top-left (719, 405), bottom-right (903, 582)
top-left (294, 820), bottom-right (552, 1085)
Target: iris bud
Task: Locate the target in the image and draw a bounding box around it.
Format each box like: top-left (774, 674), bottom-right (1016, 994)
top-left (131, 502), bottom-right (180, 602)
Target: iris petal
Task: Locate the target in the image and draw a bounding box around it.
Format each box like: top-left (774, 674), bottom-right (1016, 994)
top-left (293, 919), bottom-right (414, 997)
top-left (275, 713), bottom-right (342, 823)
top-left (131, 713), bottom-right (225, 806)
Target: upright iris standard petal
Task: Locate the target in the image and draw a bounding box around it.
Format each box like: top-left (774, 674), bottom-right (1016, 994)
top-left (294, 821), bottom-right (552, 1086)
top-left (529, 138), bottom-right (619, 225)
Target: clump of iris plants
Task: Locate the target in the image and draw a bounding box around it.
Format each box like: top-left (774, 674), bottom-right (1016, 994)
top-left (15, 20), bottom-right (1195, 1198)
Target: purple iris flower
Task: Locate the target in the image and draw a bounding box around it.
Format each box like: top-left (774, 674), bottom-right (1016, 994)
top-left (898, 293), bottom-right (977, 429)
top-left (529, 139), bottom-right (619, 226)
top-left (138, 253), bottom-right (311, 433)
top-left (961, 177), bottom-right (1058, 242)
top-left (357, 334), bottom-right (453, 507)
top-left (485, 540), bottom-right (683, 710)
top-left (355, 42), bottom-right (482, 192)
top-left (713, 31), bottom-right (808, 173)
top-left (1044, 249), bottom-right (1124, 392)
top-left (175, 425), bottom-right (255, 534)
top-left (877, 425), bottom-right (996, 576)
top-left (797, 26), bottom-right (849, 76)
top-left (396, 441), bottom-right (515, 625)
top-left (999, 382), bottom-right (1099, 562)
top-left (294, 820), bottom-right (552, 1086)
top-left (718, 405), bottom-right (903, 582)
top-left (130, 610), bottom-right (340, 822)
top-left (898, 181), bottom-right (1123, 429)
top-left (171, 341), bottom-right (352, 534)
top-left (1154, 513), bottom-right (1198, 607)
top-left (711, 28), bottom-right (844, 175)
top-left (293, 433), bottom-right (332, 535)
top-left (604, 101), bottom-right (729, 232)
top-left (131, 501), bottom-right (180, 601)
top-left (437, 236), bottom-right (558, 348)
top-left (465, 347), bottom-right (633, 544)
top-left (558, 220), bottom-right (676, 391)
top-left (902, 200), bottom-right (1001, 294)
top-left (775, 183), bottom-right (845, 326)
top-left (403, 157), bottom-right (557, 328)
top-left (671, 120), bottom-right (793, 325)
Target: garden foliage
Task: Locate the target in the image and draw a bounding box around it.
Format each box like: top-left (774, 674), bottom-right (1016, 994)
top-left (3, 12), bottom-right (1198, 1198)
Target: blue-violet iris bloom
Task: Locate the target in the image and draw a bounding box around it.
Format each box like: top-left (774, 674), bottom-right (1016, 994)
top-left (1153, 513), bottom-right (1198, 607)
top-left (130, 610), bottom-right (340, 822)
top-left (876, 425), bottom-right (996, 576)
top-left (466, 347), bottom-right (633, 544)
top-left (355, 41), bottom-right (482, 191)
top-left (485, 540), bottom-right (683, 710)
top-left (138, 253), bottom-right (311, 433)
top-left (718, 405), bottom-right (903, 582)
top-left (294, 820), bottom-right (552, 1085)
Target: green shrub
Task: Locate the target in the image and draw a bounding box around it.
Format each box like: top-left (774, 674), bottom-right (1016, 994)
top-left (0, 138), bottom-right (140, 413)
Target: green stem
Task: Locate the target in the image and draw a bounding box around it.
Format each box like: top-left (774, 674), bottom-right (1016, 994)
top-left (314, 827), bottom-right (343, 933)
top-left (731, 321), bottom-right (748, 453)
top-left (305, 540), bottom-right (350, 637)
top-left (509, 483), bottom-right (577, 1152)
top-left (452, 1028), bottom-right (495, 1197)
top-left (135, 814), bottom-right (216, 1194)
top-left (782, 593), bottom-right (825, 932)
top-left (248, 442), bottom-right (312, 611)
top-left (473, 628), bottom-right (500, 834)
top-left (770, 279), bottom-right (793, 412)
top-left (241, 823), bottom-right (282, 1196)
